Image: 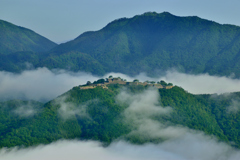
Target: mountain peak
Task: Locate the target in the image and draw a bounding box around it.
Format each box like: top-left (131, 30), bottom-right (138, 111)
top-left (131, 11), bottom-right (176, 20)
top-left (38, 12), bottom-right (240, 78)
top-left (142, 11), bottom-right (173, 16)
top-left (0, 19), bottom-right (57, 54)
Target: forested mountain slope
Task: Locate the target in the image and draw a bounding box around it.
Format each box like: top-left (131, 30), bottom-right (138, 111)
top-left (0, 20), bottom-right (57, 72)
top-left (1, 81), bottom-right (240, 148)
top-left (0, 20), bottom-right (57, 54)
top-left (2, 12), bottom-right (240, 77)
top-left (43, 12), bottom-right (240, 77)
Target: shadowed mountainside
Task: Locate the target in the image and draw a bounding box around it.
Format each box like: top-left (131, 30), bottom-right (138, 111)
top-left (0, 20), bottom-right (57, 54)
top-left (2, 12), bottom-right (240, 76)
top-left (0, 20), bottom-right (57, 72)
top-left (43, 12), bottom-right (240, 77)
top-left (1, 80), bottom-right (240, 148)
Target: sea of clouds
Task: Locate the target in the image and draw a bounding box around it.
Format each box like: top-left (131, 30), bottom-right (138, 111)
top-left (1, 67), bottom-right (240, 160)
top-left (0, 68), bottom-right (240, 102)
top-left (1, 88), bottom-right (240, 160)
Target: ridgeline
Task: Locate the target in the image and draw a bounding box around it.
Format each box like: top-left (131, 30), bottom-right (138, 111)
top-left (2, 12), bottom-right (240, 77)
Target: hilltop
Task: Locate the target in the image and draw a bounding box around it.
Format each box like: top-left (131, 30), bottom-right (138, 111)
top-left (79, 76), bottom-right (174, 90)
top-left (1, 79), bottom-right (240, 148)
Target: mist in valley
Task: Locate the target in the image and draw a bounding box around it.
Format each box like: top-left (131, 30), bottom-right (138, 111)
top-left (1, 68), bottom-right (240, 159)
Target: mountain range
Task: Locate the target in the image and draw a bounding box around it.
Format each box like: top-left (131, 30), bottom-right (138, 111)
top-left (1, 12), bottom-right (240, 76)
top-left (2, 12), bottom-right (240, 155)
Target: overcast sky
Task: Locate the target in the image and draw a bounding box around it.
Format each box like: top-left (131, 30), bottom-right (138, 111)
top-left (1, 0), bottom-right (239, 43)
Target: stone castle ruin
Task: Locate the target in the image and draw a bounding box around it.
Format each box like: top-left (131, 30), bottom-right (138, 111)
top-left (80, 77), bottom-right (174, 90)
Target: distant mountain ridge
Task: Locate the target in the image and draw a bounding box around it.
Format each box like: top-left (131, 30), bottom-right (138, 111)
top-left (0, 20), bottom-right (57, 54)
top-left (2, 12), bottom-right (240, 77)
top-left (0, 20), bottom-right (57, 72)
top-left (44, 12), bottom-right (240, 77)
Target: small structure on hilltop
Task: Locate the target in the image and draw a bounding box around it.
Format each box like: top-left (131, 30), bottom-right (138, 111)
top-left (105, 77), bottom-right (126, 84)
top-left (79, 76), bottom-right (174, 90)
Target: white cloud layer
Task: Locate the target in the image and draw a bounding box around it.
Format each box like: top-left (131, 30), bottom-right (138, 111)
top-left (0, 68), bottom-right (99, 102)
top-left (116, 88), bottom-right (178, 140)
top-left (54, 95), bottom-right (97, 120)
top-left (227, 99), bottom-right (240, 113)
top-left (12, 103), bottom-right (38, 117)
top-left (1, 138), bottom-right (240, 160)
top-left (105, 71), bottom-right (240, 94)
top-left (1, 77), bottom-right (240, 160)
top-left (1, 68), bottom-right (240, 102)
top-left (161, 70), bottom-right (240, 94)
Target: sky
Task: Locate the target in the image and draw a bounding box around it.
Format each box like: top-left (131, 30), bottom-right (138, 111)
top-left (1, 0), bottom-right (240, 43)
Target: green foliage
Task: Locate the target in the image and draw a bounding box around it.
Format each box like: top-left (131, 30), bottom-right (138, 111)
top-left (196, 93), bottom-right (240, 148)
top-left (0, 51), bottom-right (44, 72)
top-left (93, 78), bottom-right (105, 84)
top-left (160, 80), bottom-right (167, 86)
top-left (1, 81), bottom-right (240, 149)
top-left (36, 51), bottom-right (106, 75)
top-left (2, 12), bottom-right (240, 77)
top-left (159, 87), bottom-right (228, 141)
top-left (133, 79), bottom-right (139, 82)
top-left (43, 12), bottom-right (240, 77)
top-left (0, 20), bottom-right (56, 54)
top-left (86, 81), bottom-right (92, 85)
top-left (0, 99), bottom-right (82, 148)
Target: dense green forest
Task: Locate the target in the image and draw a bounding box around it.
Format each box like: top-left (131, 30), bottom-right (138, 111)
top-left (0, 20), bottom-right (57, 72)
top-left (1, 82), bottom-right (240, 148)
top-left (40, 12), bottom-right (240, 77)
top-left (0, 20), bottom-right (56, 54)
top-left (2, 12), bottom-right (240, 76)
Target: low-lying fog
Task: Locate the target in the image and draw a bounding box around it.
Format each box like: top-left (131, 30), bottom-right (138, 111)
top-left (1, 67), bottom-right (240, 160)
top-left (0, 68), bottom-right (240, 102)
top-left (1, 138), bottom-right (239, 160)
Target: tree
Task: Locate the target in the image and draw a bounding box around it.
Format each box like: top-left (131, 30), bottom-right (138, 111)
top-left (86, 81), bottom-right (92, 85)
top-left (109, 75), bottom-right (113, 78)
top-left (160, 80), bottom-right (167, 86)
top-left (133, 79), bottom-right (139, 82)
top-left (93, 78), bottom-right (105, 84)
top-left (97, 78), bottom-right (105, 84)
